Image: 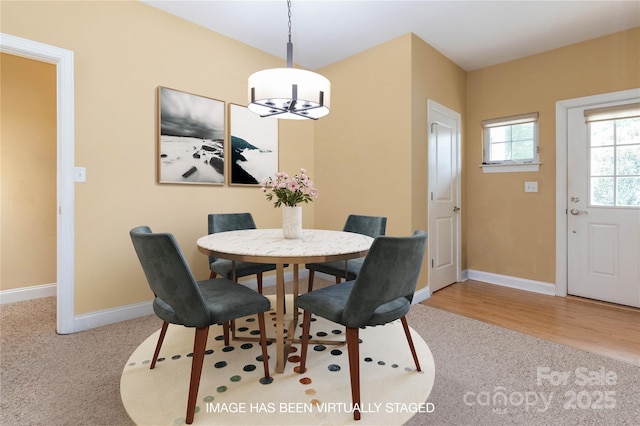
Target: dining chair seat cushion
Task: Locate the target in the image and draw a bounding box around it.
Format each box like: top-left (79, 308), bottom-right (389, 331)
top-left (210, 259), bottom-right (279, 279)
top-left (305, 258), bottom-right (363, 280)
top-left (295, 281), bottom-right (411, 328)
top-left (153, 277), bottom-right (271, 328)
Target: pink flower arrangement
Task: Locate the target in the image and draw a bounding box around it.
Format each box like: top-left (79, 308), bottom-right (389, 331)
top-left (261, 168), bottom-right (318, 207)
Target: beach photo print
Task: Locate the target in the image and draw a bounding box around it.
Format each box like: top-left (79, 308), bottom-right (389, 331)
top-left (229, 103), bottom-right (278, 185)
top-left (157, 86), bottom-right (225, 185)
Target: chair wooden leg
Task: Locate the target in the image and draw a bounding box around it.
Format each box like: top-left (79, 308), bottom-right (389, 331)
top-left (297, 310), bottom-right (312, 373)
top-left (307, 270), bottom-right (315, 292)
top-left (186, 326), bottom-right (209, 425)
top-left (223, 321), bottom-right (230, 346)
top-left (257, 312), bottom-right (270, 380)
top-left (335, 276), bottom-right (342, 284)
top-left (209, 270), bottom-right (217, 279)
top-left (257, 273), bottom-right (263, 294)
top-left (150, 321), bottom-right (169, 370)
top-left (401, 316), bottom-right (421, 372)
top-left (346, 327), bottom-right (361, 421)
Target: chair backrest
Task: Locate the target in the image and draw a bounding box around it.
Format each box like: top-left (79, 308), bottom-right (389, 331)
top-left (342, 230), bottom-right (427, 327)
top-left (130, 226), bottom-right (210, 327)
top-left (208, 213), bottom-right (257, 234)
top-left (343, 214), bottom-right (387, 238)
top-left (207, 213), bottom-right (257, 263)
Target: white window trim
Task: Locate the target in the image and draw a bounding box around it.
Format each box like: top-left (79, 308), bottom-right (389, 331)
top-left (481, 162), bottom-right (541, 173)
top-left (481, 112), bottom-right (540, 172)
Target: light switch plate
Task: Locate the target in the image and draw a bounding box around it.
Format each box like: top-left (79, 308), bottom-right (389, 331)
top-left (524, 181), bottom-right (538, 192)
top-left (75, 167), bottom-right (87, 183)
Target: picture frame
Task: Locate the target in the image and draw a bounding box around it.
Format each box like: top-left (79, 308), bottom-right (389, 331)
top-left (229, 103), bottom-right (279, 185)
top-left (157, 86), bottom-right (225, 185)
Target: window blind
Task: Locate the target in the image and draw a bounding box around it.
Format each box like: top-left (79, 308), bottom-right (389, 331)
top-left (481, 112), bottom-right (538, 128)
top-left (584, 102), bottom-right (640, 123)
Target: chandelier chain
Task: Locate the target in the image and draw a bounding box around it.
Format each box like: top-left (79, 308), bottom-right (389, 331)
top-left (287, 0), bottom-right (292, 43)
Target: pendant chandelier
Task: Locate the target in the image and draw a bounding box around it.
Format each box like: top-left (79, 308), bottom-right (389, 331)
top-left (248, 0), bottom-right (330, 120)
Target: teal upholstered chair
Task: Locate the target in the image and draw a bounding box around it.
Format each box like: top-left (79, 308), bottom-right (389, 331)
top-left (296, 230), bottom-right (427, 421)
top-left (208, 213), bottom-right (280, 293)
top-left (130, 226), bottom-right (271, 425)
top-left (305, 214), bottom-right (387, 291)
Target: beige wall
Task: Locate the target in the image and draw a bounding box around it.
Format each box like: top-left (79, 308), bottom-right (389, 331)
top-left (465, 28), bottom-right (640, 283)
top-left (2, 0), bottom-right (638, 315)
top-left (1, 1), bottom-right (313, 313)
top-left (0, 53), bottom-right (57, 291)
top-left (0, 0), bottom-right (466, 304)
top-left (313, 34), bottom-right (466, 291)
top-left (314, 34), bottom-right (413, 236)
top-left (410, 34), bottom-right (467, 284)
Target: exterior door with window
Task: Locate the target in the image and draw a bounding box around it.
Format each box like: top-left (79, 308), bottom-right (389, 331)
top-left (428, 100), bottom-right (460, 293)
top-left (567, 101), bottom-right (640, 308)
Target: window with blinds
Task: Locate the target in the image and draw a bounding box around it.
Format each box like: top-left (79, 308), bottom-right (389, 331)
top-left (482, 112), bottom-right (539, 167)
top-left (585, 103), bottom-right (640, 207)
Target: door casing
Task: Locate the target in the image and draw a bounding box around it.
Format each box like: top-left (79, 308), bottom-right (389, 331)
top-left (555, 88), bottom-right (640, 297)
top-left (427, 99), bottom-right (462, 293)
top-left (1, 33), bottom-right (76, 333)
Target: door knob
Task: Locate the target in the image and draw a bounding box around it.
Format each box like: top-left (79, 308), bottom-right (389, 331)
top-left (570, 208), bottom-right (588, 215)
top-left (453, 206), bottom-right (461, 212)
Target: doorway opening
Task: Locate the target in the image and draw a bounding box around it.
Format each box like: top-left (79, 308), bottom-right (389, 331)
top-left (1, 33), bottom-right (76, 333)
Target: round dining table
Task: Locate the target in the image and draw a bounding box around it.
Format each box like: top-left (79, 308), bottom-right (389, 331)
top-left (197, 228), bottom-right (373, 373)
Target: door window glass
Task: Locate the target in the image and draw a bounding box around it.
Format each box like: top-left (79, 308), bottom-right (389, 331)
top-left (588, 116), bottom-right (640, 207)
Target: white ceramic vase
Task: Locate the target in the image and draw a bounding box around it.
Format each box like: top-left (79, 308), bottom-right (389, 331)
top-left (282, 206), bottom-right (302, 239)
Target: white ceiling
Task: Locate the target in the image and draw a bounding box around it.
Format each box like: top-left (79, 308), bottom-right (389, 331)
top-left (142, 0), bottom-right (640, 71)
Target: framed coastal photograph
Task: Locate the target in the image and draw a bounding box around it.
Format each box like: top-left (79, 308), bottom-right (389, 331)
top-left (157, 86), bottom-right (225, 185)
top-left (229, 103), bottom-right (278, 185)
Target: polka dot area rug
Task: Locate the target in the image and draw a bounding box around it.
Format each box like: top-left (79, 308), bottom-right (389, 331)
top-left (121, 295), bottom-right (435, 425)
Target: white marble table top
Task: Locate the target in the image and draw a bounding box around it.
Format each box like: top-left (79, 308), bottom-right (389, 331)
top-left (197, 228), bottom-right (373, 262)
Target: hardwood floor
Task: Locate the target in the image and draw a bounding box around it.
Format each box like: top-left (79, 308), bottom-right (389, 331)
top-left (422, 280), bottom-right (640, 366)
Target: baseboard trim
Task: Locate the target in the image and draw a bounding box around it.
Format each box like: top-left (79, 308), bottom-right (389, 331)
top-left (70, 270), bottom-right (305, 332)
top-left (413, 286), bottom-right (431, 304)
top-left (466, 269), bottom-right (555, 296)
top-left (74, 300), bottom-right (154, 331)
top-left (0, 283), bottom-right (56, 304)
top-left (41, 268), bottom-right (439, 332)
top-left (8, 270), bottom-right (531, 331)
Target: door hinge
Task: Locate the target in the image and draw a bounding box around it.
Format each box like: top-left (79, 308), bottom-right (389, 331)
top-left (430, 192), bottom-right (433, 201)
top-left (431, 259), bottom-right (434, 268)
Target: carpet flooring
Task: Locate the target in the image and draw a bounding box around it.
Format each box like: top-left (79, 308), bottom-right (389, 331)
top-left (1, 293), bottom-right (639, 425)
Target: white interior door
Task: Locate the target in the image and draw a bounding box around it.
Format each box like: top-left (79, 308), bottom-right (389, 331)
top-left (567, 101), bottom-right (640, 308)
top-left (428, 100), bottom-right (461, 293)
